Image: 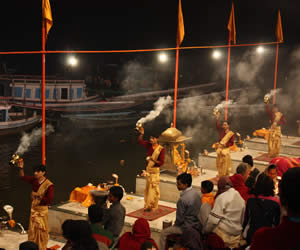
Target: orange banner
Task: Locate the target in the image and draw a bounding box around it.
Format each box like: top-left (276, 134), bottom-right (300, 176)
top-left (276, 10), bottom-right (283, 42)
top-left (42, 0), bottom-right (53, 38)
top-left (227, 3), bottom-right (236, 44)
top-left (177, 0), bottom-right (185, 46)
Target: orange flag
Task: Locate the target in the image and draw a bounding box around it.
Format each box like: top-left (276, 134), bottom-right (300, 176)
top-left (276, 10), bottom-right (283, 42)
top-left (42, 0), bottom-right (53, 38)
top-left (177, 0), bottom-right (185, 46)
top-left (227, 2), bottom-right (236, 44)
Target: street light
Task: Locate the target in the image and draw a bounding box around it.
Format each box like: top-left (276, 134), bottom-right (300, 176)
top-left (67, 56), bottom-right (78, 67)
top-left (256, 46), bottom-right (264, 54)
top-left (158, 53), bottom-right (168, 63)
top-left (212, 50), bottom-right (222, 59)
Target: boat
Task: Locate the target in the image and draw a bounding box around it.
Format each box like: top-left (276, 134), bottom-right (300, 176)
top-left (0, 104), bottom-right (41, 135)
top-left (0, 75), bottom-right (142, 113)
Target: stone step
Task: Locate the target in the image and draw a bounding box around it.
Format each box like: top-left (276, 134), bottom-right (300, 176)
top-left (245, 135), bottom-right (300, 156)
top-left (49, 195), bottom-right (177, 245)
top-left (0, 230), bottom-right (65, 250)
top-left (198, 148), bottom-right (299, 174)
top-left (136, 169), bottom-right (218, 203)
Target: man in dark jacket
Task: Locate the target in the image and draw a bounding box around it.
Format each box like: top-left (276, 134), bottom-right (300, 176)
top-left (159, 173), bottom-right (202, 250)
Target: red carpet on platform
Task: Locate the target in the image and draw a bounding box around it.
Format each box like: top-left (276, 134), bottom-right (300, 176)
top-left (292, 141), bottom-right (300, 146)
top-left (126, 205), bottom-right (176, 221)
top-left (254, 153), bottom-right (274, 162)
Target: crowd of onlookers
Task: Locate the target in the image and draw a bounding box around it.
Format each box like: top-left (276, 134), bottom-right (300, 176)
top-left (16, 154), bottom-right (300, 250)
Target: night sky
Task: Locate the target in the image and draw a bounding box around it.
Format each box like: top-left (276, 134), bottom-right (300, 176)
top-left (0, 0), bottom-right (299, 79)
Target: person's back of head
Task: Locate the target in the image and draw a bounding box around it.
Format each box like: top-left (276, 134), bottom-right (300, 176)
top-left (242, 155), bottom-right (253, 167)
top-left (236, 163), bottom-right (250, 181)
top-left (140, 241), bottom-right (156, 250)
top-left (201, 180), bottom-right (214, 194)
top-left (62, 219), bottom-right (75, 240)
top-left (65, 220), bottom-right (98, 250)
top-left (88, 204), bottom-right (104, 224)
top-left (19, 241), bottom-right (38, 250)
top-left (133, 218), bottom-right (151, 238)
top-left (280, 168), bottom-right (300, 215)
top-left (253, 173), bottom-right (275, 197)
top-left (177, 172), bottom-right (192, 187)
top-left (109, 186), bottom-right (124, 201)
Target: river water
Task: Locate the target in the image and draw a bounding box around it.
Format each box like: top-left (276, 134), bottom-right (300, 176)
top-left (0, 104), bottom-right (297, 229)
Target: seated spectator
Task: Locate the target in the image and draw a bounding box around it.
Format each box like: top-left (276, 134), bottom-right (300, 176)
top-left (230, 163), bottom-right (250, 201)
top-left (140, 241), bottom-right (156, 250)
top-left (62, 219), bottom-right (98, 250)
top-left (178, 226), bottom-right (204, 249)
top-left (88, 204), bottom-right (114, 248)
top-left (62, 219), bottom-right (74, 250)
top-left (203, 176), bottom-right (245, 249)
top-left (102, 186), bottom-right (126, 238)
top-left (243, 154), bottom-right (260, 191)
top-left (19, 241), bottom-right (38, 250)
top-left (269, 156), bottom-right (300, 177)
top-left (118, 218), bottom-right (158, 250)
top-left (266, 164), bottom-right (280, 195)
top-left (201, 180), bottom-right (215, 208)
top-left (251, 168), bottom-right (300, 250)
top-left (243, 173), bottom-right (280, 245)
top-left (159, 173), bottom-right (202, 250)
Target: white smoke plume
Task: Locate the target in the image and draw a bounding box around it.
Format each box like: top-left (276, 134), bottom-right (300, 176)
top-left (137, 96), bottom-right (172, 125)
top-left (16, 124), bottom-right (55, 155)
top-left (215, 100), bottom-right (235, 111)
top-left (264, 88), bottom-right (282, 100)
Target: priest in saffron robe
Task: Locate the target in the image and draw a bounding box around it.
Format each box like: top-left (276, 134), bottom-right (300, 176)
top-left (138, 127), bottom-right (165, 212)
top-left (266, 103), bottom-right (286, 158)
top-left (18, 161), bottom-right (54, 250)
top-left (215, 112), bottom-right (235, 176)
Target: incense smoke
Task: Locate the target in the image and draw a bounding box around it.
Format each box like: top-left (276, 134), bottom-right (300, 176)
top-left (16, 125), bottom-right (55, 155)
top-left (214, 100), bottom-right (235, 111)
top-left (137, 96), bottom-right (172, 125)
top-left (264, 88), bottom-right (282, 100)
top-left (120, 61), bottom-right (157, 92)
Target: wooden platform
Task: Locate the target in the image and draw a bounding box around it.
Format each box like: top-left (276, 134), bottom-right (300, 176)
top-left (49, 194), bottom-right (177, 244)
top-left (198, 148), bottom-right (299, 174)
top-left (245, 135), bottom-right (300, 156)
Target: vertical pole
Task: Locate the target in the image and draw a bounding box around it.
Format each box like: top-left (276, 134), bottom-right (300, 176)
top-left (225, 34), bottom-right (231, 121)
top-left (273, 43), bottom-right (279, 104)
top-left (173, 46), bottom-right (179, 128)
top-left (42, 20), bottom-right (46, 165)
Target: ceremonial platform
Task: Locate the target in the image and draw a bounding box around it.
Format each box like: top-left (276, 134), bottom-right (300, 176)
top-left (136, 169), bottom-right (218, 203)
top-left (48, 194), bottom-right (177, 244)
top-left (0, 229), bottom-right (65, 250)
top-left (198, 148), bottom-right (299, 174)
top-left (245, 135), bottom-right (300, 156)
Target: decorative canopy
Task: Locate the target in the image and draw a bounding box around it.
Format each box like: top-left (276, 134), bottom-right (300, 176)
top-left (158, 127), bottom-right (191, 143)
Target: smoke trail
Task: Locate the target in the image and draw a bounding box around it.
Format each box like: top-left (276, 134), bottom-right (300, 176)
top-left (16, 124), bottom-right (55, 155)
top-left (214, 100), bottom-right (235, 111)
top-left (264, 88), bottom-right (282, 100)
top-left (136, 96), bottom-right (172, 125)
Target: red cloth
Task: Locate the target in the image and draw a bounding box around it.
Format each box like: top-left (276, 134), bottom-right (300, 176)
top-left (21, 175), bottom-right (54, 205)
top-left (118, 218), bottom-right (158, 250)
top-left (229, 174), bottom-right (249, 202)
top-left (269, 157), bottom-right (300, 177)
top-left (216, 120), bottom-right (234, 147)
top-left (137, 137), bottom-right (165, 167)
top-left (265, 104), bottom-right (286, 125)
top-left (251, 216), bottom-right (300, 250)
top-left (205, 232), bottom-right (226, 249)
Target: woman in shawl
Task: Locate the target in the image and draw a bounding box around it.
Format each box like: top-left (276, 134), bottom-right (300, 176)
top-left (118, 218), bottom-right (158, 250)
